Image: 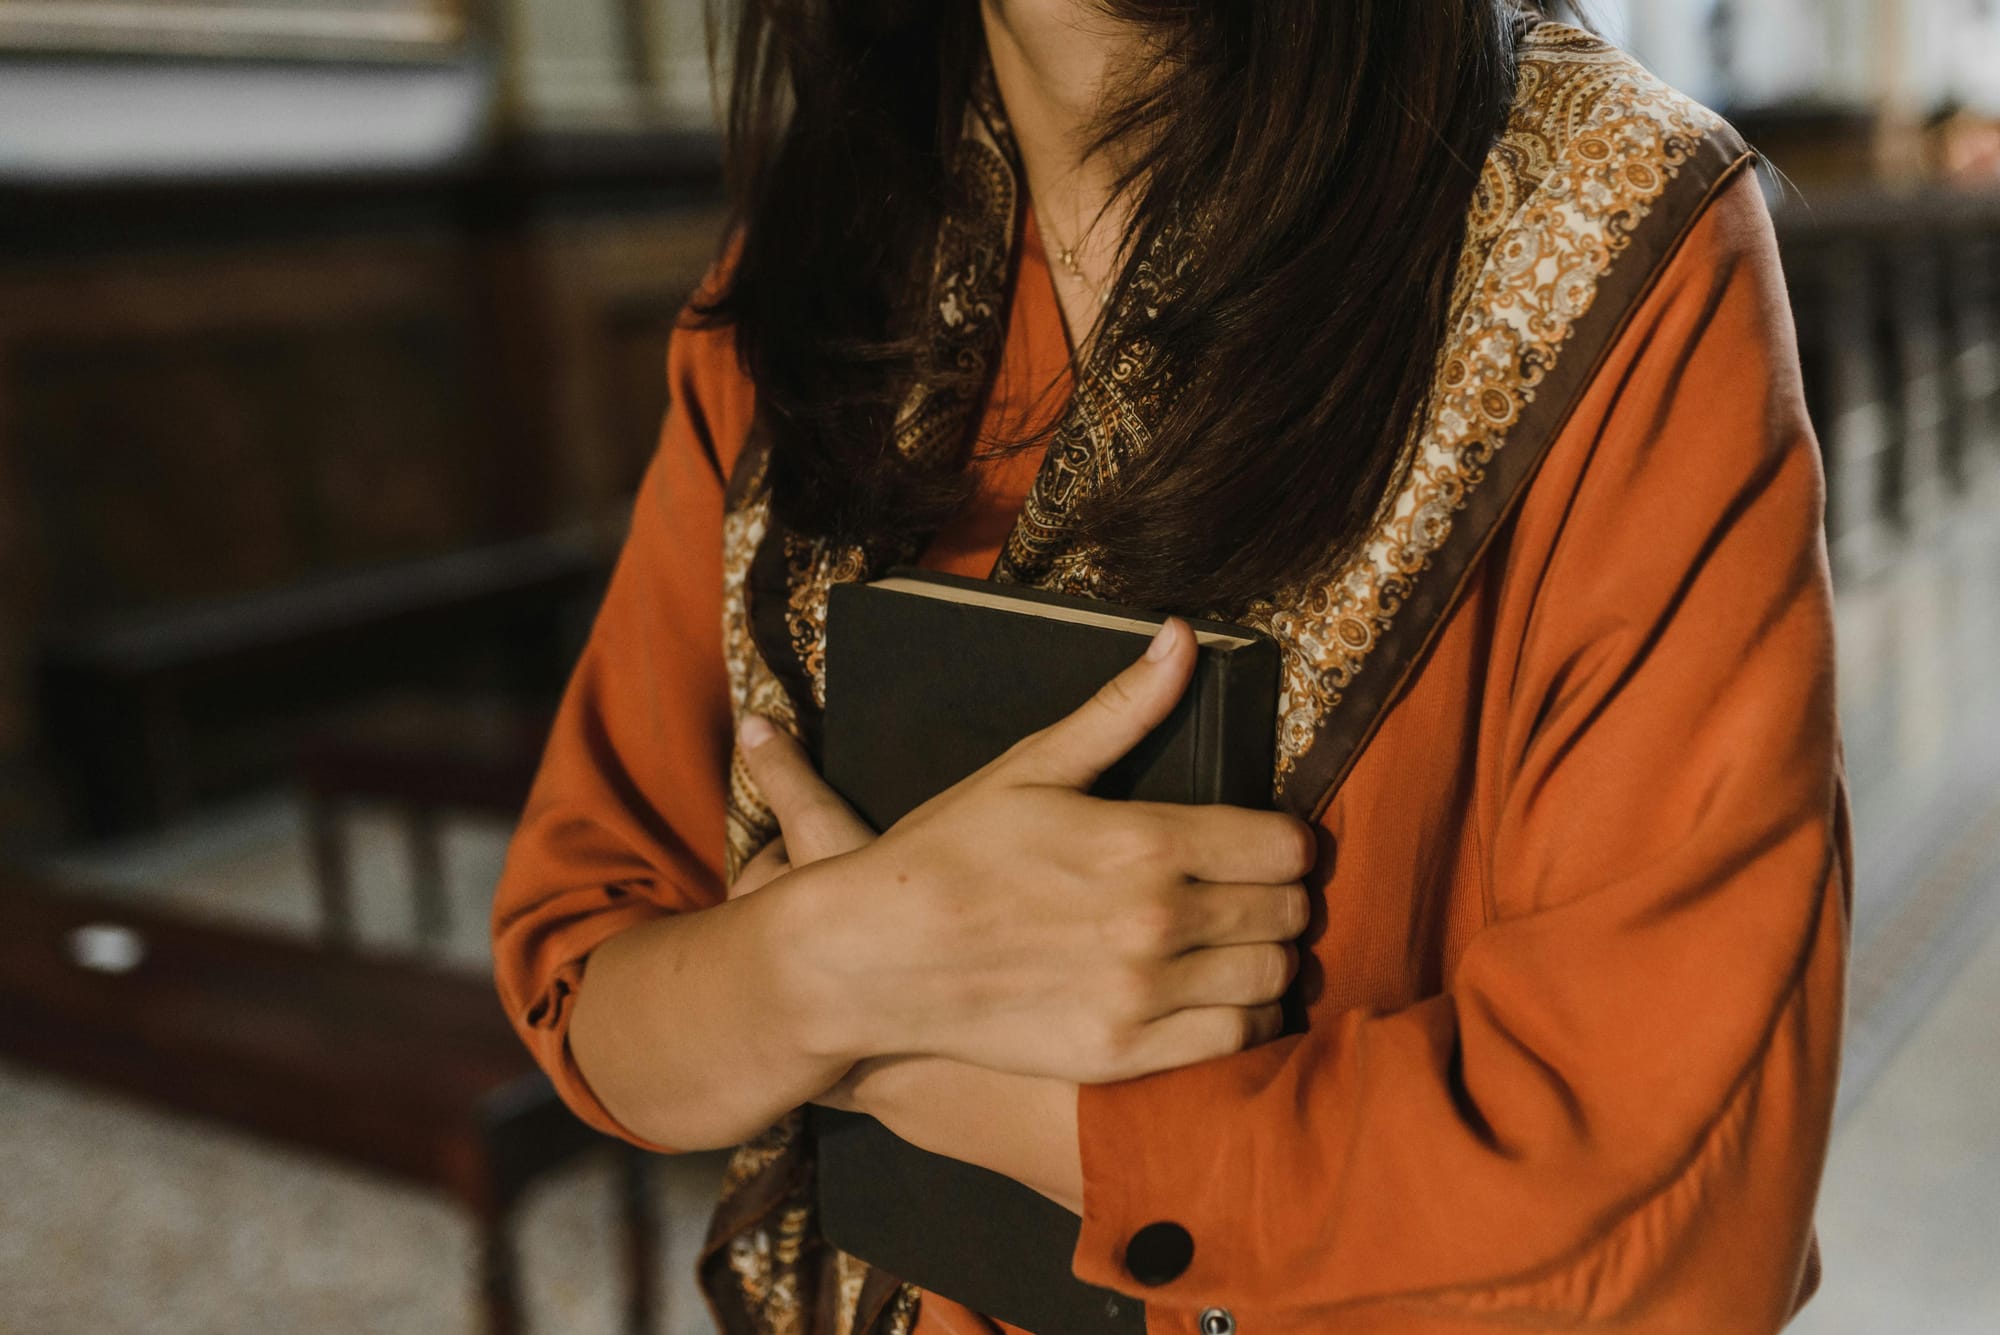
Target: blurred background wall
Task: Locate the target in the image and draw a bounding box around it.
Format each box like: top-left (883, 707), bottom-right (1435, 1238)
top-left (0, 3), bottom-right (1996, 1333)
top-left (0, 0), bottom-right (731, 852)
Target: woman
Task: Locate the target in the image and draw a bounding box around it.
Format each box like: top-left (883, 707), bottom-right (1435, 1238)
top-left (492, 2), bottom-right (1851, 1333)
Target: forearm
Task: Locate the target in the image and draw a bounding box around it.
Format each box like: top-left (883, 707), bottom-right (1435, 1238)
top-left (846, 1056), bottom-right (1086, 1214)
top-left (568, 869), bottom-right (858, 1150)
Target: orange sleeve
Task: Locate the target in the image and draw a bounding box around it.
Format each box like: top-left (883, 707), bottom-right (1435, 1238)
top-left (489, 301), bottom-right (754, 1150)
top-left (1070, 175), bottom-right (1851, 1328)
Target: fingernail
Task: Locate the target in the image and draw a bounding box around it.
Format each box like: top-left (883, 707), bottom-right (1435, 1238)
top-left (1145, 618), bottom-right (1177, 661)
top-left (738, 714), bottom-right (777, 749)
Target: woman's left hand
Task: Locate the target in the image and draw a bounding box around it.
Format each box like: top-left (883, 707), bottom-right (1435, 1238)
top-left (736, 726), bottom-right (1087, 1218)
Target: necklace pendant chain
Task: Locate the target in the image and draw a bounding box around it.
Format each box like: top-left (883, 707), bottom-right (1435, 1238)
top-left (1050, 230), bottom-right (1111, 307)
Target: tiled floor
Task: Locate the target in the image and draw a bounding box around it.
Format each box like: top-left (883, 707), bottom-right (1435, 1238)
top-left (0, 1056), bottom-right (731, 1335)
top-left (1790, 912), bottom-right (2000, 1335)
top-left (1791, 471), bottom-right (2000, 1333)
top-left (1, 798), bottom-right (735, 1335)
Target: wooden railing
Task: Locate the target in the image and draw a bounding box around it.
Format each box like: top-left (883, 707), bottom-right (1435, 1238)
top-left (1775, 185), bottom-right (2000, 581)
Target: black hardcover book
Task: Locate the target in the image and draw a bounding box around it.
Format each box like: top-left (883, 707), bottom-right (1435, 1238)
top-left (813, 566), bottom-right (1282, 1335)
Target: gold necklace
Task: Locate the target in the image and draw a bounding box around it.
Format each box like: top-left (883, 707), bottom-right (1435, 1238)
top-left (1040, 208), bottom-right (1112, 308)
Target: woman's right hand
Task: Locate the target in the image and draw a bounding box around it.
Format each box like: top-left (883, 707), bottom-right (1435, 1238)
top-left (772, 616), bottom-right (1319, 1087)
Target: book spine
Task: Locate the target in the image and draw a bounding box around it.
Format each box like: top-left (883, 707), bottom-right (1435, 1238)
top-left (1193, 651), bottom-right (1227, 803)
top-left (1216, 639), bottom-right (1281, 810)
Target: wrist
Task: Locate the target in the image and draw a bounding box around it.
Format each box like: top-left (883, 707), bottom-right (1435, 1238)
top-left (759, 851), bottom-right (903, 1068)
top-left (842, 1057), bottom-right (1087, 1216)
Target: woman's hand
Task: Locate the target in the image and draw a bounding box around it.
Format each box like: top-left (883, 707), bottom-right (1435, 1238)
top-left (741, 616), bottom-right (1319, 1089)
top-left (720, 806), bottom-right (1082, 1210)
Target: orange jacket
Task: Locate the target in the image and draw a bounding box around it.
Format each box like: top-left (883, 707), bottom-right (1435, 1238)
top-left (492, 156), bottom-right (1849, 1334)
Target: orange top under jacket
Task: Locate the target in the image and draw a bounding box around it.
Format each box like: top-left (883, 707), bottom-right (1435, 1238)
top-left (492, 172), bottom-right (1851, 1335)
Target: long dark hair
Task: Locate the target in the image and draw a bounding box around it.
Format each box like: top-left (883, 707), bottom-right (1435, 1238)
top-left (698, 0), bottom-right (1525, 617)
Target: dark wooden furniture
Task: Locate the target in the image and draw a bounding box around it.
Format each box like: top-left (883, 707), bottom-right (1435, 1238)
top-left (37, 526), bottom-right (611, 839)
top-left (0, 136), bottom-right (725, 849)
top-left (1771, 185), bottom-right (2000, 581)
top-left (294, 692), bottom-right (556, 952)
top-left (0, 873), bottom-right (655, 1335)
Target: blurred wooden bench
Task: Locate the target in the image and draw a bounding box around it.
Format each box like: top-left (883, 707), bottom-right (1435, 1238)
top-left (1773, 190), bottom-right (2000, 583)
top-left (37, 526), bottom-right (611, 838)
top-left (0, 873), bottom-right (655, 1335)
top-left (293, 691), bottom-right (556, 954)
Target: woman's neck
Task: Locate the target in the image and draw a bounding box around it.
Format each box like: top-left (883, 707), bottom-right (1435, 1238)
top-left (979, 0), bottom-right (1139, 348)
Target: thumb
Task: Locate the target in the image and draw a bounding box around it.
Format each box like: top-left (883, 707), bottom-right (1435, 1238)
top-left (738, 715), bottom-right (876, 865)
top-left (1004, 616), bottom-right (1196, 791)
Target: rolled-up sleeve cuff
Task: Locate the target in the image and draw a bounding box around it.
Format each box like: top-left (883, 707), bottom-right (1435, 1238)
top-left (1071, 1068), bottom-right (1233, 1312)
top-left (500, 896), bottom-right (682, 1155)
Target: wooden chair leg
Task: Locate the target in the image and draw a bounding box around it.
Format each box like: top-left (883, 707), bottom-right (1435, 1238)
top-left (476, 1208), bottom-right (525, 1335)
top-left (305, 789), bottom-right (355, 949)
top-left (407, 803), bottom-right (450, 952)
top-left (619, 1147), bottom-right (658, 1335)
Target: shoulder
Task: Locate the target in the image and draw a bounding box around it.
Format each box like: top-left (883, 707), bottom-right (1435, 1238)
top-left (1500, 26), bottom-right (1796, 433)
top-left (1500, 21), bottom-right (1743, 170)
top-left (1441, 27), bottom-right (1815, 601)
top-left (1468, 21), bottom-right (1753, 288)
top-left (1497, 156), bottom-right (1818, 628)
top-left (1443, 21), bottom-right (1781, 469)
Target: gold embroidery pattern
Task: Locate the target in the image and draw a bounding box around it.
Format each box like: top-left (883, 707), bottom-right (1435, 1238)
top-left (892, 64), bottom-right (1018, 469)
top-left (721, 1109), bottom-right (802, 1195)
top-left (708, 1110), bottom-right (813, 1334)
top-left (833, 1249), bottom-right (868, 1334)
top-left (708, 1111), bottom-right (919, 1335)
top-left (1233, 26), bottom-right (1725, 795)
top-left (990, 210), bottom-right (1204, 592)
top-left (784, 532), bottom-right (885, 713)
top-left (880, 1283), bottom-right (920, 1333)
top-left (721, 460), bottom-right (798, 883)
top-left (725, 1204), bottom-right (812, 1335)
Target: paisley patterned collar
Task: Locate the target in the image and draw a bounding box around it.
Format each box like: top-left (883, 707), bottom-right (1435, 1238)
top-left (704, 28), bottom-right (1753, 1329)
